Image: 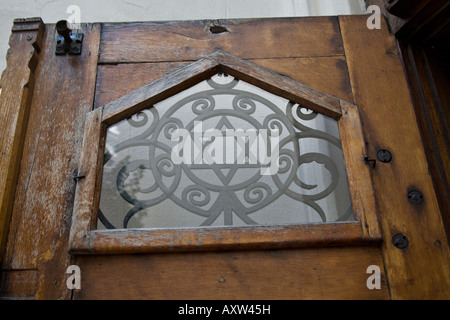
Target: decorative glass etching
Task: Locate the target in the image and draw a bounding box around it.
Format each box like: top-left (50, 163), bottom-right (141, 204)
top-left (98, 74), bottom-right (354, 229)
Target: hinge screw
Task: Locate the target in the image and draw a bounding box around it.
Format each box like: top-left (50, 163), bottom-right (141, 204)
top-left (377, 150), bottom-right (392, 163)
top-left (392, 234), bottom-right (409, 249)
top-left (408, 189), bottom-right (424, 205)
top-left (73, 174), bottom-right (86, 182)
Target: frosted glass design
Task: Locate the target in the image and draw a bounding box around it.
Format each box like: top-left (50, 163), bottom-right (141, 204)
top-left (98, 74), bottom-right (354, 229)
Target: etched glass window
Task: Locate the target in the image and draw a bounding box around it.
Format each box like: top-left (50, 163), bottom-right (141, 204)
top-left (98, 74), bottom-right (354, 229)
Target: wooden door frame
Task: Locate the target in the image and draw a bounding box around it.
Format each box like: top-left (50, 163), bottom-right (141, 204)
top-left (0, 18), bottom-right (45, 266)
top-left (368, 0), bottom-right (450, 244)
top-left (68, 50), bottom-right (381, 255)
top-left (0, 14), bottom-right (449, 299)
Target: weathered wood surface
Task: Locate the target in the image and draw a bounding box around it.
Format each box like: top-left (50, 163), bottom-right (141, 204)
top-left (75, 76), bottom-right (374, 255)
top-left (338, 101), bottom-right (381, 240)
top-left (99, 17), bottom-right (344, 63)
top-left (69, 108), bottom-right (105, 252)
top-left (385, 0), bottom-right (450, 248)
top-left (402, 43), bottom-right (450, 239)
top-left (95, 57), bottom-right (353, 108)
top-left (3, 15), bottom-right (448, 300)
top-left (95, 16), bottom-right (352, 111)
top-left (74, 246), bottom-right (388, 300)
top-left (94, 61), bottom-right (189, 107)
top-left (100, 51), bottom-right (342, 126)
top-left (78, 222), bottom-right (366, 255)
top-left (101, 55), bottom-right (219, 125)
top-left (340, 15), bottom-right (450, 299)
top-left (1, 23), bottom-right (101, 299)
top-left (253, 57), bottom-right (353, 103)
top-left (0, 18), bottom-right (44, 267)
top-left (70, 17), bottom-right (388, 300)
top-left (0, 269), bottom-right (38, 299)
top-left (210, 51), bottom-right (342, 119)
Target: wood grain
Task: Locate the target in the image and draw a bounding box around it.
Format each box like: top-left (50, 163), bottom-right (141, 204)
top-left (253, 56), bottom-right (354, 103)
top-left (69, 108), bottom-right (105, 252)
top-left (77, 222), bottom-right (368, 255)
top-left (402, 45), bottom-right (450, 237)
top-left (74, 247), bottom-right (389, 300)
top-left (94, 61), bottom-right (190, 108)
top-left (101, 51), bottom-right (342, 126)
top-left (99, 17), bottom-right (344, 63)
top-left (0, 269), bottom-right (38, 299)
top-left (339, 101), bottom-right (381, 240)
top-left (101, 56), bottom-right (219, 125)
top-left (72, 18), bottom-right (387, 300)
top-left (94, 56), bottom-right (353, 108)
top-left (210, 52), bottom-right (342, 119)
top-left (5, 15), bottom-right (437, 300)
top-left (1, 23), bottom-right (101, 299)
top-left (340, 15), bottom-right (450, 299)
top-left (0, 18), bottom-right (44, 266)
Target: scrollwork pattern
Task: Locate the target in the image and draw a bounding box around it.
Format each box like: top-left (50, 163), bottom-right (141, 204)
top-left (100, 75), bottom-right (354, 229)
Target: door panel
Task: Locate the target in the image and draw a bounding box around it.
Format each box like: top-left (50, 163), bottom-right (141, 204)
top-left (0, 21), bottom-right (101, 300)
top-left (340, 15), bottom-right (450, 299)
top-left (75, 247), bottom-right (387, 300)
top-left (94, 57), bottom-right (354, 109)
top-left (98, 17), bottom-right (344, 63)
top-left (1, 15), bottom-right (449, 300)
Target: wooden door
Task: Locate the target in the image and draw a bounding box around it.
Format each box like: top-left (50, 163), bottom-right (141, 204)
top-left (0, 15), bottom-right (449, 300)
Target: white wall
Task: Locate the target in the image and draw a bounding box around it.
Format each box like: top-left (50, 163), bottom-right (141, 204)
top-left (0, 0), bottom-right (366, 77)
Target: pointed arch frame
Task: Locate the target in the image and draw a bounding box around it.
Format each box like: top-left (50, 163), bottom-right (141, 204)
top-left (69, 51), bottom-right (381, 254)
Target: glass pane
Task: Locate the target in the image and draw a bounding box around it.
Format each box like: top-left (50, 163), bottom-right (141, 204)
top-left (98, 74), bottom-right (354, 229)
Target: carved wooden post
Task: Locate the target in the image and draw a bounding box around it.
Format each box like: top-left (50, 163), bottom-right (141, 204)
top-left (0, 18), bottom-right (44, 264)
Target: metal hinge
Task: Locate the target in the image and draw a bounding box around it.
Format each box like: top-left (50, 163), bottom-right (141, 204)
top-left (55, 20), bottom-right (83, 55)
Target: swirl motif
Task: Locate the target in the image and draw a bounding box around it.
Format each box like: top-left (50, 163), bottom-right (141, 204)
top-left (182, 185), bottom-right (211, 207)
top-left (127, 111), bottom-right (149, 127)
top-left (192, 95), bottom-right (215, 115)
top-left (244, 182), bottom-right (273, 204)
top-left (99, 75), bottom-right (354, 229)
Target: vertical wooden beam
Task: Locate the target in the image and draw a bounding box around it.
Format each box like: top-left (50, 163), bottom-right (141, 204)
top-left (0, 18), bottom-right (44, 265)
top-left (339, 101), bottom-right (381, 240)
top-left (1, 22), bottom-right (101, 299)
top-left (340, 15), bottom-right (450, 299)
top-left (69, 108), bottom-right (105, 253)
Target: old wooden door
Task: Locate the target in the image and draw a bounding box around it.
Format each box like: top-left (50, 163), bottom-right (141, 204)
top-left (0, 15), bottom-right (449, 300)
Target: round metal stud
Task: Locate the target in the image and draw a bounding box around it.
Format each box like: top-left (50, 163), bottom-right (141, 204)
top-left (377, 150), bottom-right (392, 163)
top-left (408, 189), bottom-right (424, 205)
top-left (392, 234), bottom-right (409, 249)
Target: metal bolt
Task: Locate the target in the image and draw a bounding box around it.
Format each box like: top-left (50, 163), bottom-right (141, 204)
top-left (377, 150), bottom-right (392, 163)
top-left (26, 35), bottom-right (33, 41)
top-left (73, 174), bottom-right (86, 182)
top-left (408, 189), bottom-right (424, 205)
top-left (363, 156), bottom-right (376, 168)
top-left (392, 234), bottom-right (409, 249)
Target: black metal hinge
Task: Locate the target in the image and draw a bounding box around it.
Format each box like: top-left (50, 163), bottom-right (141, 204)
top-left (55, 20), bottom-right (83, 55)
